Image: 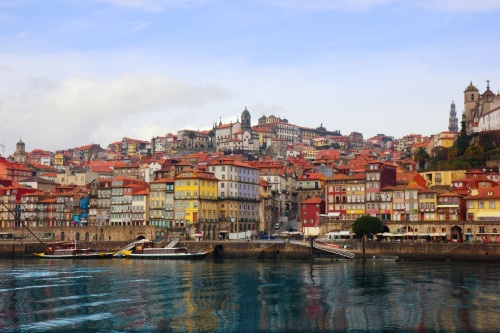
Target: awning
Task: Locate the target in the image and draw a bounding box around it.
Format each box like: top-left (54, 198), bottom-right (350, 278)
top-left (325, 231), bottom-right (351, 236)
top-left (477, 211), bottom-right (500, 218)
top-left (437, 205), bottom-right (459, 208)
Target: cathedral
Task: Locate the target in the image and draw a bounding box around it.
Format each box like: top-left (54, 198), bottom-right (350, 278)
top-left (214, 107), bottom-right (259, 153)
top-left (463, 80), bottom-right (500, 138)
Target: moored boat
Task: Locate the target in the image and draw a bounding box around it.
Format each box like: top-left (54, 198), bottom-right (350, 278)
top-left (119, 239), bottom-right (212, 259)
top-left (34, 241), bottom-right (115, 259)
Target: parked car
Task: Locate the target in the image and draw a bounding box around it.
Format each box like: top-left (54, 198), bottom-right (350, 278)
top-left (274, 223), bottom-right (281, 229)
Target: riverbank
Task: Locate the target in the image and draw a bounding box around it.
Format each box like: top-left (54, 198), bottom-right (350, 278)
top-left (1, 239), bottom-right (499, 262)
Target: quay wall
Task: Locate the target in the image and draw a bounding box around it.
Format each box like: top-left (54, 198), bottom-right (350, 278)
top-left (2, 239), bottom-right (499, 262)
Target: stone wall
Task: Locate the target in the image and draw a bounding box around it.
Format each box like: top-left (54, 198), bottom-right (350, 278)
top-left (1, 237), bottom-right (499, 262)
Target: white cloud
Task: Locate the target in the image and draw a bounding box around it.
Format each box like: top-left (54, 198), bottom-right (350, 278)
top-left (269, 0), bottom-right (500, 12)
top-left (269, 0), bottom-right (394, 11)
top-left (416, 0), bottom-right (500, 12)
top-left (0, 74), bottom-right (231, 151)
top-left (95, 0), bottom-right (209, 12)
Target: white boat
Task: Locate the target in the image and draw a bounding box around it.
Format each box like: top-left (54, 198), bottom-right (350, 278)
top-left (119, 240), bottom-right (212, 259)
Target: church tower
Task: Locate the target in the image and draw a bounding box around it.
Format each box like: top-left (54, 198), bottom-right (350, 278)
top-left (241, 106), bottom-right (251, 131)
top-left (13, 139), bottom-right (27, 164)
top-left (464, 81), bottom-right (479, 127)
top-left (448, 100), bottom-right (458, 132)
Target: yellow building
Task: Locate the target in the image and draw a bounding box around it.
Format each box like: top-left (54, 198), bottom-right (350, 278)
top-left (433, 131), bottom-right (457, 148)
top-left (312, 137), bottom-right (329, 150)
top-left (54, 153), bottom-right (65, 167)
top-left (420, 170), bottom-right (466, 187)
top-left (302, 147), bottom-right (318, 161)
top-left (174, 170), bottom-right (218, 235)
top-left (464, 187), bottom-right (500, 243)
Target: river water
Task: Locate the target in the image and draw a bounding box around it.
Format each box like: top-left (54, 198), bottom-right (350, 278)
top-left (0, 258), bottom-right (498, 332)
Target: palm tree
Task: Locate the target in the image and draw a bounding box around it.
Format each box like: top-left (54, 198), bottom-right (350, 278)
top-left (414, 147), bottom-right (430, 170)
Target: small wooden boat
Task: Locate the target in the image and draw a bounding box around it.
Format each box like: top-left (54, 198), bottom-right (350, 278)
top-left (34, 241), bottom-right (115, 259)
top-left (120, 240), bottom-right (212, 259)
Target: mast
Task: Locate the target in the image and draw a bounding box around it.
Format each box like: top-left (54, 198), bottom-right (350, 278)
top-left (0, 200), bottom-right (51, 252)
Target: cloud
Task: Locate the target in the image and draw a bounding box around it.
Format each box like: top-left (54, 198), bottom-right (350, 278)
top-left (269, 0), bottom-right (393, 11)
top-left (0, 74), bottom-right (231, 151)
top-left (95, 0), bottom-right (209, 12)
top-left (269, 0), bottom-right (500, 12)
top-left (416, 0), bottom-right (500, 12)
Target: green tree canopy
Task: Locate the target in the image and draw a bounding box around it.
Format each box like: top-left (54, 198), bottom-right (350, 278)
top-left (465, 144), bottom-right (484, 156)
top-left (352, 215), bottom-right (383, 260)
top-left (352, 216), bottom-right (383, 236)
top-left (454, 116), bottom-right (470, 156)
top-left (447, 146), bottom-right (459, 159)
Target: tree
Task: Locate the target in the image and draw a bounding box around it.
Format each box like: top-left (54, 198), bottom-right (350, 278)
top-left (465, 144), bottom-right (484, 156)
top-left (414, 147), bottom-right (430, 170)
top-left (429, 146), bottom-right (449, 168)
top-left (188, 131), bottom-right (196, 149)
top-left (455, 116), bottom-right (470, 156)
top-left (208, 129), bottom-right (215, 148)
top-left (447, 146), bottom-right (459, 159)
top-left (352, 215), bottom-right (383, 260)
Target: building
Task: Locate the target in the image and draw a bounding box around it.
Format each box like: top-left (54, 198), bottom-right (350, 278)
top-left (0, 156), bottom-right (33, 182)
top-left (325, 173), bottom-right (349, 219)
top-left (149, 178), bottom-right (174, 229)
top-left (301, 197), bottom-right (324, 237)
top-left (365, 162), bottom-right (397, 218)
top-left (208, 158), bottom-right (260, 236)
top-left (109, 178), bottom-right (150, 226)
top-left (464, 80), bottom-right (500, 140)
top-left (464, 187), bottom-right (500, 243)
top-left (174, 169), bottom-right (218, 239)
top-left (56, 166), bottom-right (99, 186)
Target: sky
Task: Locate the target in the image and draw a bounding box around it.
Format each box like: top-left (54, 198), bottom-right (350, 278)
top-left (1, 0), bottom-right (500, 155)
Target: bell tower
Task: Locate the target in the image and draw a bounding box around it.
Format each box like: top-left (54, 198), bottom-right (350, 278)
top-left (13, 139), bottom-right (27, 164)
top-left (448, 100), bottom-right (458, 132)
top-left (463, 81), bottom-right (478, 127)
top-left (241, 106), bottom-right (251, 131)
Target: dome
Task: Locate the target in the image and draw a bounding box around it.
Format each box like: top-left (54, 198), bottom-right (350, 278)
top-left (242, 106), bottom-right (250, 116)
top-left (465, 81), bottom-right (477, 91)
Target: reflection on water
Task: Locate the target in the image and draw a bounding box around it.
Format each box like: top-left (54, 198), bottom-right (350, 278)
top-left (0, 259), bottom-right (498, 332)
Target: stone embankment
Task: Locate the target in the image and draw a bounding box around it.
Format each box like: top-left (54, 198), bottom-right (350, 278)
top-left (0, 239), bottom-right (499, 262)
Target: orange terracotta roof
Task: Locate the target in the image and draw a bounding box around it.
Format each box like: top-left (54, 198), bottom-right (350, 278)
top-left (301, 197), bottom-right (323, 204)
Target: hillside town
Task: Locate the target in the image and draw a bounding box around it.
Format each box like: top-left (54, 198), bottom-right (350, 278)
top-left (1, 81), bottom-right (499, 244)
